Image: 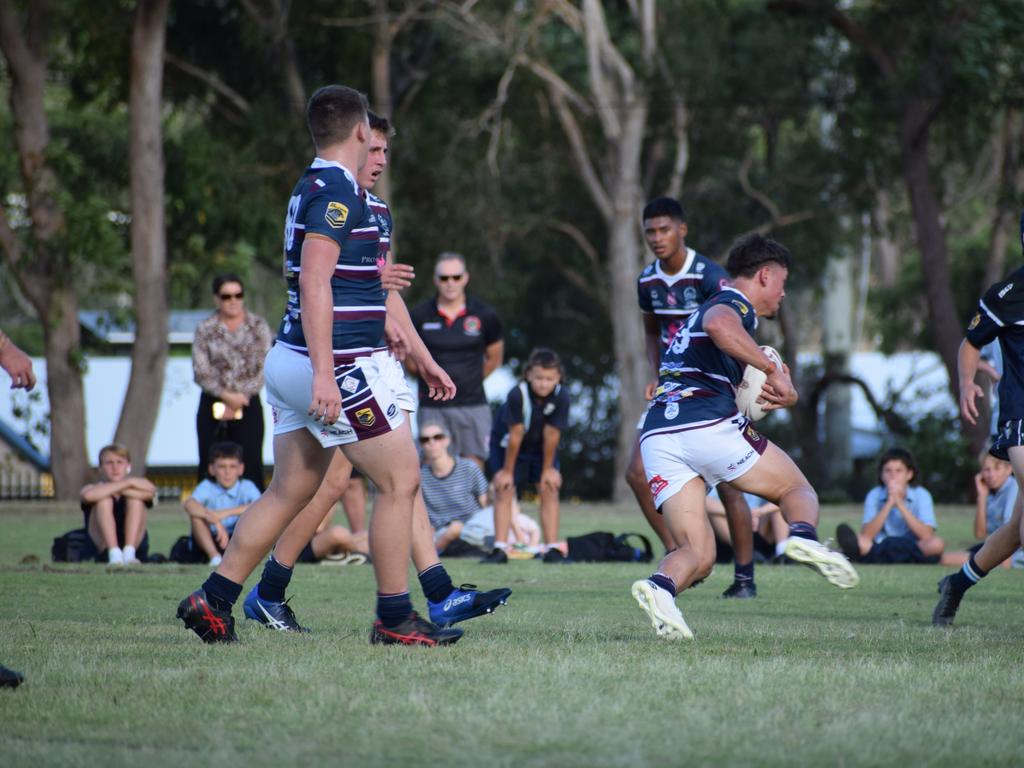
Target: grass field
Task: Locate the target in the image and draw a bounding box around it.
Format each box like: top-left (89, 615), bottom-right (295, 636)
top-left (1, 501), bottom-right (1022, 767)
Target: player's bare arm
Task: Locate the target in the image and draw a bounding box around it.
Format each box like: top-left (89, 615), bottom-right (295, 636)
top-left (958, 339), bottom-right (984, 425)
top-left (300, 235), bottom-right (344, 425)
top-left (702, 305), bottom-right (797, 407)
top-left (642, 313), bottom-right (662, 399)
top-left (385, 289), bottom-right (456, 401)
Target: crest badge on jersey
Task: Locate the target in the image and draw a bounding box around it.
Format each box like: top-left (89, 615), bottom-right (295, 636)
top-left (463, 316), bottom-right (482, 335)
top-left (666, 293), bottom-right (677, 306)
top-left (325, 201), bottom-right (349, 229)
top-left (683, 286), bottom-right (698, 309)
top-left (968, 312), bottom-right (981, 330)
top-left (355, 408), bottom-right (376, 427)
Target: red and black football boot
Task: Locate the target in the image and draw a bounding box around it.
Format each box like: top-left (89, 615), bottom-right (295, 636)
top-left (177, 589), bottom-right (238, 643)
top-left (369, 612), bottom-right (463, 646)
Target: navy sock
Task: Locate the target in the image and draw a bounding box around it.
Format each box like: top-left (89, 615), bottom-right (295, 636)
top-left (257, 555), bottom-right (293, 603)
top-left (377, 592), bottom-right (414, 629)
top-left (649, 573), bottom-right (677, 597)
top-left (418, 563), bottom-right (455, 604)
top-left (788, 521), bottom-right (818, 541)
top-left (202, 572), bottom-right (242, 612)
top-left (950, 554), bottom-right (989, 594)
top-left (734, 560), bottom-right (754, 583)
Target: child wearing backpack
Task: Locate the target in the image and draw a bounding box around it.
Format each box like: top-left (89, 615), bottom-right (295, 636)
top-left (482, 348), bottom-right (571, 564)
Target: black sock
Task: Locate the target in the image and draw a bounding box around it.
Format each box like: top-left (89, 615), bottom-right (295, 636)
top-left (734, 560), bottom-right (754, 583)
top-left (418, 563), bottom-right (455, 604)
top-left (377, 592), bottom-right (413, 629)
top-left (650, 573), bottom-right (677, 597)
top-left (787, 522), bottom-right (818, 541)
top-left (202, 572), bottom-right (242, 612)
top-left (950, 554), bottom-right (989, 595)
top-left (257, 555), bottom-right (293, 603)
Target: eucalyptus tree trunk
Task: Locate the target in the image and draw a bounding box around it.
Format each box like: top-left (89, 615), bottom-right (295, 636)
top-left (114, 0), bottom-right (171, 472)
top-left (0, 0), bottom-right (89, 498)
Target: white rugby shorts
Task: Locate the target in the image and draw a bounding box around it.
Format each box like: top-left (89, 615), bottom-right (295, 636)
top-left (265, 344), bottom-right (405, 448)
top-left (640, 415), bottom-right (768, 509)
top-left (373, 349), bottom-right (416, 413)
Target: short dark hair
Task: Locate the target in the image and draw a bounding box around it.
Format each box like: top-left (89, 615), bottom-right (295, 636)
top-left (877, 447), bottom-right (918, 486)
top-left (368, 111), bottom-right (393, 136)
top-left (725, 234), bottom-right (791, 278)
top-left (306, 85), bottom-right (369, 150)
top-left (209, 441), bottom-right (244, 464)
top-left (524, 347), bottom-right (564, 378)
top-left (642, 197), bottom-right (685, 223)
top-left (212, 273), bottom-right (243, 295)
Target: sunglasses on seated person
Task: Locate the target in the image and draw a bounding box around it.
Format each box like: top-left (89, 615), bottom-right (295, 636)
top-left (418, 433), bottom-right (448, 444)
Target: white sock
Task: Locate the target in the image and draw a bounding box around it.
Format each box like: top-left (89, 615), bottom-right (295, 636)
top-left (494, 540), bottom-right (508, 550)
top-left (775, 542), bottom-right (787, 558)
top-left (209, 555), bottom-right (222, 567)
top-left (108, 547), bottom-right (124, 564)
top-left (123, 545), bottom-right (137, 562)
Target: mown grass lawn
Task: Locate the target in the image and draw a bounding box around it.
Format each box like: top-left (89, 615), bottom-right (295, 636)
top-left (1, 502), bottom-right (1021, 767)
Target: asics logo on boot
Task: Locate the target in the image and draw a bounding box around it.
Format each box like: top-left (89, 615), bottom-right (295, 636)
top-left (443, 593), bottom-right (473, 611)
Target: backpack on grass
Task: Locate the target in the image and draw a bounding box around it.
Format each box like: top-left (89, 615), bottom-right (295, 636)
top-left (566, 531), bottom-right (653, 563)
top-left (51, 528), bottom-right (94, 563)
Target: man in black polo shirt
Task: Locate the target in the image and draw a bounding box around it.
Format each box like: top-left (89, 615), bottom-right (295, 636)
top-left (408, 252), bottom-right (504, 467)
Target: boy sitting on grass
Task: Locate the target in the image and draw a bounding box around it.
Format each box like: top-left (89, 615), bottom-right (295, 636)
top-left (80, 443), bottom-right (156, 565)
top-left (183, 441), bottom-right (260, 566)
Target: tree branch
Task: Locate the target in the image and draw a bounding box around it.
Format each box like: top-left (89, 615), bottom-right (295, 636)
top-left (165, 52), bottom-right (251, 115)
top-left (546, 84), bottom-right (613, 220)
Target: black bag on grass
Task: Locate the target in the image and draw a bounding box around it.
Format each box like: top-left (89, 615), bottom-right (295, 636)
top-left (566, 532), bottom-right (653, 563)
top-left (51, 528), bottom-right (94, 562)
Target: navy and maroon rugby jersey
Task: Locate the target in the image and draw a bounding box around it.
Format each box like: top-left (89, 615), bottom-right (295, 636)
top-left (277, 158), bottom-right (385, 361)
top-left (966, 264), bottom-right (1024, 422)
top-left (637, 249), bottom-right (730, 350)
top-left (641, 287), bottom-right (758, 437)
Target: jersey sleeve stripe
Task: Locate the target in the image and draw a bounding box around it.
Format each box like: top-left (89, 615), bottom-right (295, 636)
top-left (980, 299), bottom-right (1005, 327)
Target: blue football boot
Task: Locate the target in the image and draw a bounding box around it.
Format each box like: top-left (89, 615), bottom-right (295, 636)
top-left (428, 583), bottom-right (512, 627)
top-left (243, 586), bottom-right (310, 632)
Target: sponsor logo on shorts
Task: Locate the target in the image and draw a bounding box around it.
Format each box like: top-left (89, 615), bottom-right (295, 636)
top-left (271, 407), bottom-right (280, 424)
top-left (386, 404), bottom-right (398, 418)
top-left (320, 425), bottom-right (353, 438)
top-left (355, 408), bottom-right (376, 427)
top-left (325, 201), bottom-right (349, 229)
top-left (665, 402), bottom-right (679, 420)
top-left (340, 375), bottom-right (359, 394)
top-left (463, 316), bottom-right (482, 335)
top-left (649, 475), bottom-right (669, 496)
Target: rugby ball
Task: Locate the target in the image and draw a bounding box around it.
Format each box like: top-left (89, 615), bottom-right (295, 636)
top-left (735, 346), bottom-right (783, 422)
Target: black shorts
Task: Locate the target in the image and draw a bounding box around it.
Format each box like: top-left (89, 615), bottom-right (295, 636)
top-left (863, 535), bottom-right (939, 565)
top-left (990, 419), bottom-right (1024, 460)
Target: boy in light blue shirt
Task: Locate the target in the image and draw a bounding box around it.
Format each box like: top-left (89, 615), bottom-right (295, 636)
top-left (184, 442), bottom-right (261, 566)
top-left (836, 447), bottom-right (945, 564)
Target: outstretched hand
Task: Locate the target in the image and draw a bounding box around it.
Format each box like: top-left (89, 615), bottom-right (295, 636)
top-left (960, 381), bottom-right (984, 426)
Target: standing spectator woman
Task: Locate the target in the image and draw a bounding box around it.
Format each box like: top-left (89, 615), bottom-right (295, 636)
top-left (192, 274), bottom-right (273, 490)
